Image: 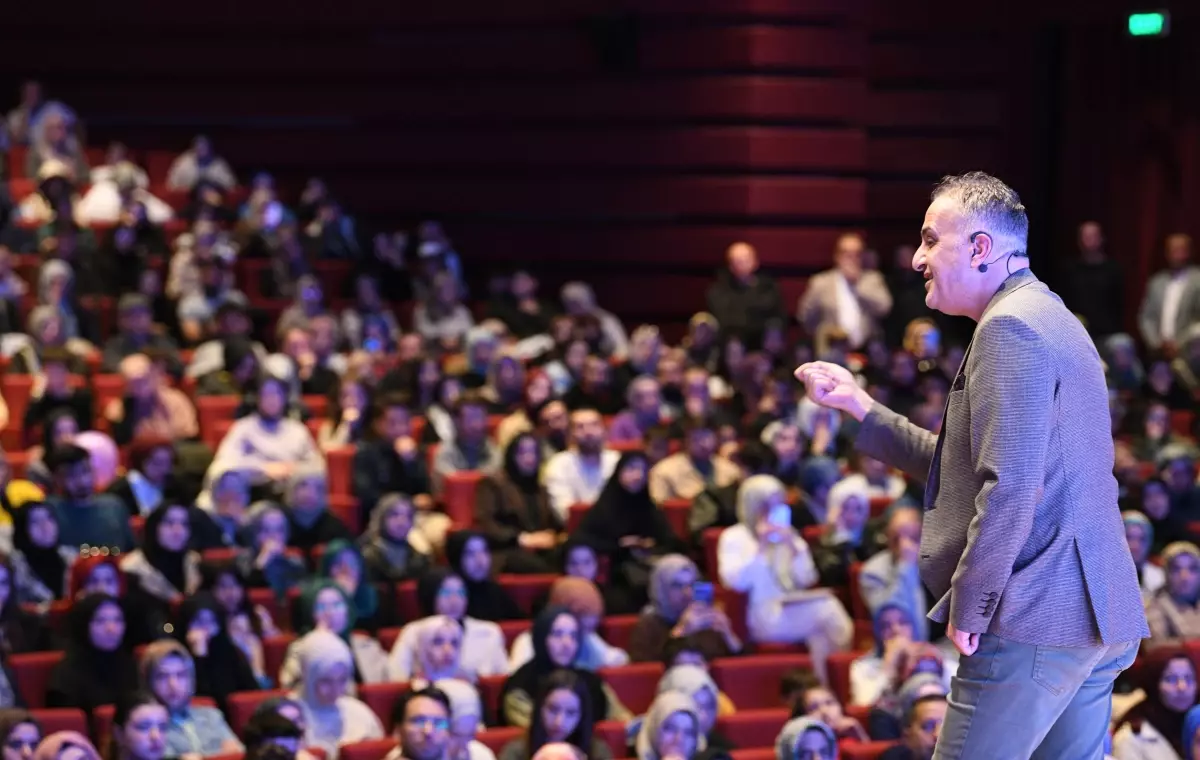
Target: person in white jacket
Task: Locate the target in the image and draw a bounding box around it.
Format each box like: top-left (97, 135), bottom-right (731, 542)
top-left (717, 474), bottom-right (853, 684)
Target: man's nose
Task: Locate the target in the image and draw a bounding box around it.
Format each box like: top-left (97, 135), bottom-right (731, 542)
top-left (911, 251), bottom-right (925, 272)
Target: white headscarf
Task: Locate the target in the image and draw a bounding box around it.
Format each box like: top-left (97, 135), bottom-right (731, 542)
top-left (737, 475), bottom-right (796, 592)
top-left (634, 691), bottom-right (703, 760)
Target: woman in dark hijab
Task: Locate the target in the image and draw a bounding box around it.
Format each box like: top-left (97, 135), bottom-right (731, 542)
top-left (473, 432), bottom-right (559, 574)
top-left (1113, 647), bottom-right (1196, 757)
top-left (445, 530), bottom-right (522, 622)
top-left (120, 503), bottom-right (201, 641)
top-left (0, 554), bottom-right (51, 657)
top-left (46, 594), bottom-right (138, 711)
top-left (572, 451), bottom-right (680, 612)
top-left (10, 503), bottom-right (73, 602)
top-left (173, 592), bottom-right (259, 712)
top-left (498, 606), bottom-right (611, 729)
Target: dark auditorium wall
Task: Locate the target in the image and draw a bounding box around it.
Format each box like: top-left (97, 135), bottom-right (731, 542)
top-left (4, 0), bottom-right (1196, 334)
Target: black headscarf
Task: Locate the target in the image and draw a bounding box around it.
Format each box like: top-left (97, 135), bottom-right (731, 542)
top-left (416, 567), bottom-right (460, 620)
top-left (498, 606), bottom-right (607, 727)
top-left (574, 451), bottom-right (676, 555)
top-left (445, 530), bottom-right (522, 622)
top-left (47, 594), bottom-right (137, 711)
top-left (41, 408), bottom-right (78, 452)
top-left (141, 505), bottom-right (189, 594)
top-left (502, 433), bottom-right (542, 494)
top-left (11, 503), bottom-right (67, 599)
top-left (174, 592), bottom-right (259, 711)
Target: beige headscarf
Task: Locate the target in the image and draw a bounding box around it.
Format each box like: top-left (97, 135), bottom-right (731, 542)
top-left (634, 691), bottom-right (703, 760)
top-left (737, 475), bottom-right (796, 592)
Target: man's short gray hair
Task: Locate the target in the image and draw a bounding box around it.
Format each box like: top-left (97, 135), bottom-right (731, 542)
top-left (932, 171), bottom-right (1029, 247)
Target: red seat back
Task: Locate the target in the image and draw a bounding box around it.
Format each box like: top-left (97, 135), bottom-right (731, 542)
top-left (11, 651), bottom-right (65, 708)
top-left (227, 689), bottom-right (290, 735)
top-left (598, 615), bottom-right (640, 652)
top-left (196, 396), bottom-right (240, 450)
top-left (29, 709), bottom-right (87, 736)
top-left (848, 562), bottom-right (869, 620)
top-left (597, 662), bottom-right (664, 715)
top-left (730, 750), bottom-right (776, 760)
top-left (359, 681), bottom-right (412, 731)
top-left (328, 493), bottom-right (362, 534)
top-left (327, 446), bottom-right (355, 497)
top-left (567, 503), bottom-right (589, 534)
top-left (594, 720), bottom-right (628, 758)
top-left (378, 626), bottom-right (403, 653)
top-left (264, 633), bottom-right (297, 685)
top-left (338, 739), bottom-right (397, 760)
top-left (827, 650), bottom-right (866, 706)
top-left (840, 740), bottom-right (902, 759)
top-left (498, 619), bottom-right (533, 649)
top-left (497, 574), bottom-right (558, 616)
top-left (442, 471), bottom-right (484, 526)
top-left (395, 581), bottom-right (420, 621)
top-left (711, 654), bottom-right (812, 709)
top-left (477, 675), bottom-right (507, 723)
top-left (715, 708), bottom-right (789, 750)
top-left (660, 498), bottom-right (692, 542)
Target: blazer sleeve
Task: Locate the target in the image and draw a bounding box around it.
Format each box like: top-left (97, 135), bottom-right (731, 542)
top-left (949, 315), bottom-right (1053, 633)
top-left (854, 404), bottom-right (938, 484)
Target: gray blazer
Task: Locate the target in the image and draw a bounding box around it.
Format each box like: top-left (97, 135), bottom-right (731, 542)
top-left (856, 269), bottom-right (1148, 647)
top-left (1138, 266), bottom-right (1200, 350)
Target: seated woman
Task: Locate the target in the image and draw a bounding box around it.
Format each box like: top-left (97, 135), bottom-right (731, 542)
top-left (173, 593), bottom-right (261, 711)
top-left (0, 712), bottom-right (42, 760)
top-left (509, 577), bottom-right (629, 672)
top-left (497, 669), bottom-right (614, 760)
top-left (431, 678), bottom-right (495, 760)
top-left (46, 594), bottom-right (139, 712)
top-left (446, 530), bottom-right (522, 622)
top-left (717, 475), bottom-right (854, 684)
top-left (314, 538), bottom-right (394, 632)
top-left (812, 476), bottom-right (875, 587)
top-left (317, 374), bottom-right (372, 453)
top-left (106, 436), bottom-right (175, 518)
top-left (1112, 648), bottom-right (1197, 760)
top-left (239, 501), bottom-right (307, 598)
top-left (200, 468), bottom-right (254, 548)
top-left (206, 374), bottom-right (326, 500)
top-left (628, 555), bottom-right (741, 664)
top-left (1124, 511), bottom-right (1167, 602)
top-left (1146, 541), bottom-right (1200, 646)
top-left (284, 467), bottom-right (351, 553)
top-left (359, 493), bottom-right (433, 585)
top-left (474, 433), bottom-right (561, 575)
top-left (290, 629), bottom-right (385, 759)
top-left (199, 559), bottom-right (279, 688)
top-left (573, 451), bottom-right (683, 614)
top-left (107, 692), bottom-right (170, 760)
top-left (774, 717), bottom-right (838, 760)
top-left (0, 555), bottom-right (52, 663)
top-left (500, 606), bottom-right (627, 728)
top-left (782, 668), bottom-right (869, 743)
top-left (119, 503), bottom-right (202, 633)
top-left (866, 672), bottom-right (947, 743)
top-left (494, 371), bottom-right (554, 452)
top-left (9, 502), bottom-right (76, 603)
top-left (138, 639), bottom-right (243, 756)
top-left (652, 666), bottom-right (733, 757)
top-left (634, 692), bottom-right (706, 760)
top-left (281, 580), bottom-right (391, 689)
top-left (849, 602), bottom-right (925, 708)
top-left (406, 616), bottom-right (471, 685)
top-left (389, 568), bottom-right (509, 681)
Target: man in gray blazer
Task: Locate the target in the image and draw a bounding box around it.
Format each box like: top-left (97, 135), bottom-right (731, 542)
top-left (1137, 233), bottom-right (1200, 356)
top-left (796, 172), bottom-right (1148, 759)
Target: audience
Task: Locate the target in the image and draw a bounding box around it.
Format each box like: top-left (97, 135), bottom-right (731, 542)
top-left (138, 639), bottom-right (243, 757)
top-left (1145, 541), bottom-right (1200, 646)
top-left (473, 433), bottom-right (561, 574)
top-left (541, 409), bottom-right (619, 523)
top-left (288, 629), bottom-right (385, 758)
top-left (46, 594), bottom-right (138, 712)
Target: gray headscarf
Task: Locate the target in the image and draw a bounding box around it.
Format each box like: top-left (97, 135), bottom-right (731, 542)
top-left (291, 629), bottom-right (354, 755)
top-left (360, 493), bottom-right (413, 568)
top-left (634, 691), bottom-right (702, 760)
top-left (737, 475), bottom-right (797, 592)
top-left (286, 465), bottom-right (329, 529)
top-left (647, 554), bottom-right (699, 623)
top-left (774, 716), bottom-right (837, 760)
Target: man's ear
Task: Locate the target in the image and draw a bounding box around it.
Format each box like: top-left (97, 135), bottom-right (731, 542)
top-left (968, 231), bottom-right (994, 270)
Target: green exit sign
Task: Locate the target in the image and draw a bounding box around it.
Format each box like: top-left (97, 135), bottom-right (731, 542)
top-left (1128, 11), bottom-right (1169, 37)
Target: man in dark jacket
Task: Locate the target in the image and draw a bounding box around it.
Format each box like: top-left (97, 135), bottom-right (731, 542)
top-left (352, 394), bottom-right (435, 524)
top-left (705, 241), bottom-right (784, 346)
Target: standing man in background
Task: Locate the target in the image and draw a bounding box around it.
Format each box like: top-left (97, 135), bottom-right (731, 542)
top-left (797, 172), bottom-right (1147, 759)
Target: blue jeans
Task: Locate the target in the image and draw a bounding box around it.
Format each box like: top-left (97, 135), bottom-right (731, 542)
top-left (933, 633), bottom-right (1139, 760)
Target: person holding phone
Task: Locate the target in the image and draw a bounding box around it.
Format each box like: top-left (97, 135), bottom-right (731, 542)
top-left (717, 475), bottom-right (853, 684)
top-left (628, 555), bottom-right (741, 663)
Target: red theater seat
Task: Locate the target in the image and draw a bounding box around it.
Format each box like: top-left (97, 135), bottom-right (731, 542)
top-left (730, 750), bottom-right (776, 760)
top-left (841, 740), bottom-right (902, 759)
top-left (264, 634), bottom-right (297, 684)
top-left (378, 626), bottom-right (402, 653)
top-left (660, 498), bottom-right (692, 542)
top-left (848, 562), bottom-right (869, 620)
top-left (827, 650), bottom-right (865, 707)
top-left (197, 396), bottom-right (240, 450)
top-left (359, 681), bottom-right (411, 730)
top-left (338, 740), bottom-right (397, 760)
top-left (717, 709), bottom-right (790, 750)
top-left (442, 471), bottom-right (484, 526)
top-left (395, 581), bottom-right (420, 621)
top-left (599, 615), bottom-right (640, 652)
top-left (328, 493), bottom-right (362, 534)
top-left (29, 709), bottom-right (87, 736)
top-left (498, 619), bottom-right (533, 649)
top-left (567, 503), bottom-right (589, 534)
top-left (498, 574), bottom-right (558, 616)
top-left (327, 446), bottom-right (355, 496)
top-left (478, 675), bottom-right (508, 722)
top-left (11, 651), bottom-right (65, 708)
top-left (703, 528), bottom-right (723, 580)
top-left (594, 720), bottom-right (629, 758)
top-left (711, 654), bottom-right (812, 709)
top-left (227, 689), bottom-right (290, 735)
top-left (598, 662), bottom-right (664, 714)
